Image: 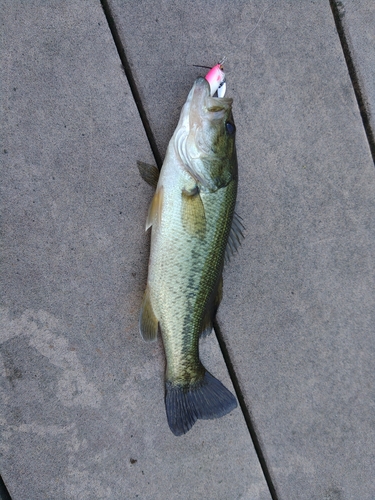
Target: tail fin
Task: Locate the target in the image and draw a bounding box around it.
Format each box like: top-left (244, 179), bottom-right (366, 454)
top-left (165, 371), bottom-right (237, 436)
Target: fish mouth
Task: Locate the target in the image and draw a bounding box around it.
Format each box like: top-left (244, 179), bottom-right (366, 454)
top-left (188, 77), bottom-right (232, 127)
top-left (174, 78), bottom-right (233, 189)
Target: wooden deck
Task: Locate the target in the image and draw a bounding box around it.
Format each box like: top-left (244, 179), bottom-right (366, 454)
top-left (1, 1), bottom-right (374, 498)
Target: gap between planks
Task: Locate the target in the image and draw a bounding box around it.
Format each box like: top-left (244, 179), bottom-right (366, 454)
top-left (329, 0), bottom-right (375, 165)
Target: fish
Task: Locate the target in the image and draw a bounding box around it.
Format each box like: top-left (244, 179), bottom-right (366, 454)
top-left (138, 72), bottom-right (243, 436)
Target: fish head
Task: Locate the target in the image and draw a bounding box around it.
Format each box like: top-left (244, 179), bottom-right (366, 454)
top-left (175, 77), bottom-right (237, 192)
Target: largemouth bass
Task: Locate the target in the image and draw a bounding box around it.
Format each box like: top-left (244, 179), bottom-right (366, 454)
top-left (138, 75), bottom-right (242, 436)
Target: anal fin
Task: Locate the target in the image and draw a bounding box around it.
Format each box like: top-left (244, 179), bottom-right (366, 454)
top-left (139, 286), bottom-right (158, 341)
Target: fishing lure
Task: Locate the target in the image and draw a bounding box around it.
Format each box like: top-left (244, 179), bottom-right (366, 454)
top-left (204, 60), bottom-right (226, 97)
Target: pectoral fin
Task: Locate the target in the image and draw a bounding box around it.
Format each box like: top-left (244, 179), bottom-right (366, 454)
top-left (137, 161), bottom-right (160, 188)
top-left (181, 187), bottom-right (206, 238)
top-left (139, 286), bottom-right (158, 341)
top-left (146, 186), bottom-right (163, 230)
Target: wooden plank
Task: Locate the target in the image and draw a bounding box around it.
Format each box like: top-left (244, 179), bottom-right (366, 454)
top-left (332, 0), bottom-right (375, 154)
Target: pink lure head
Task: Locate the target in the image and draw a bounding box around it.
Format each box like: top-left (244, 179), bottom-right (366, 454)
top-left (205, 63), bottom-right (226, 97)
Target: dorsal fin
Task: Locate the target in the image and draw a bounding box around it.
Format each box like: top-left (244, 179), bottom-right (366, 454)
top-left (225, 212), bottom-right (245, 263)
top-left (137, 161), bottom-right (160, 188)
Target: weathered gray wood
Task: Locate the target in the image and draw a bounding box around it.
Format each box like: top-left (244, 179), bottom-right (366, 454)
top-left (0, 1), bottom-right (271, 499)
top-left (336, 0), bottom-right (375, 143)
top-left (107, 0), bottom-right (375, 498)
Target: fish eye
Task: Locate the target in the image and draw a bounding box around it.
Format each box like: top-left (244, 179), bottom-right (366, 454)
top-left (225, 121), bottom-right (236, 135)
